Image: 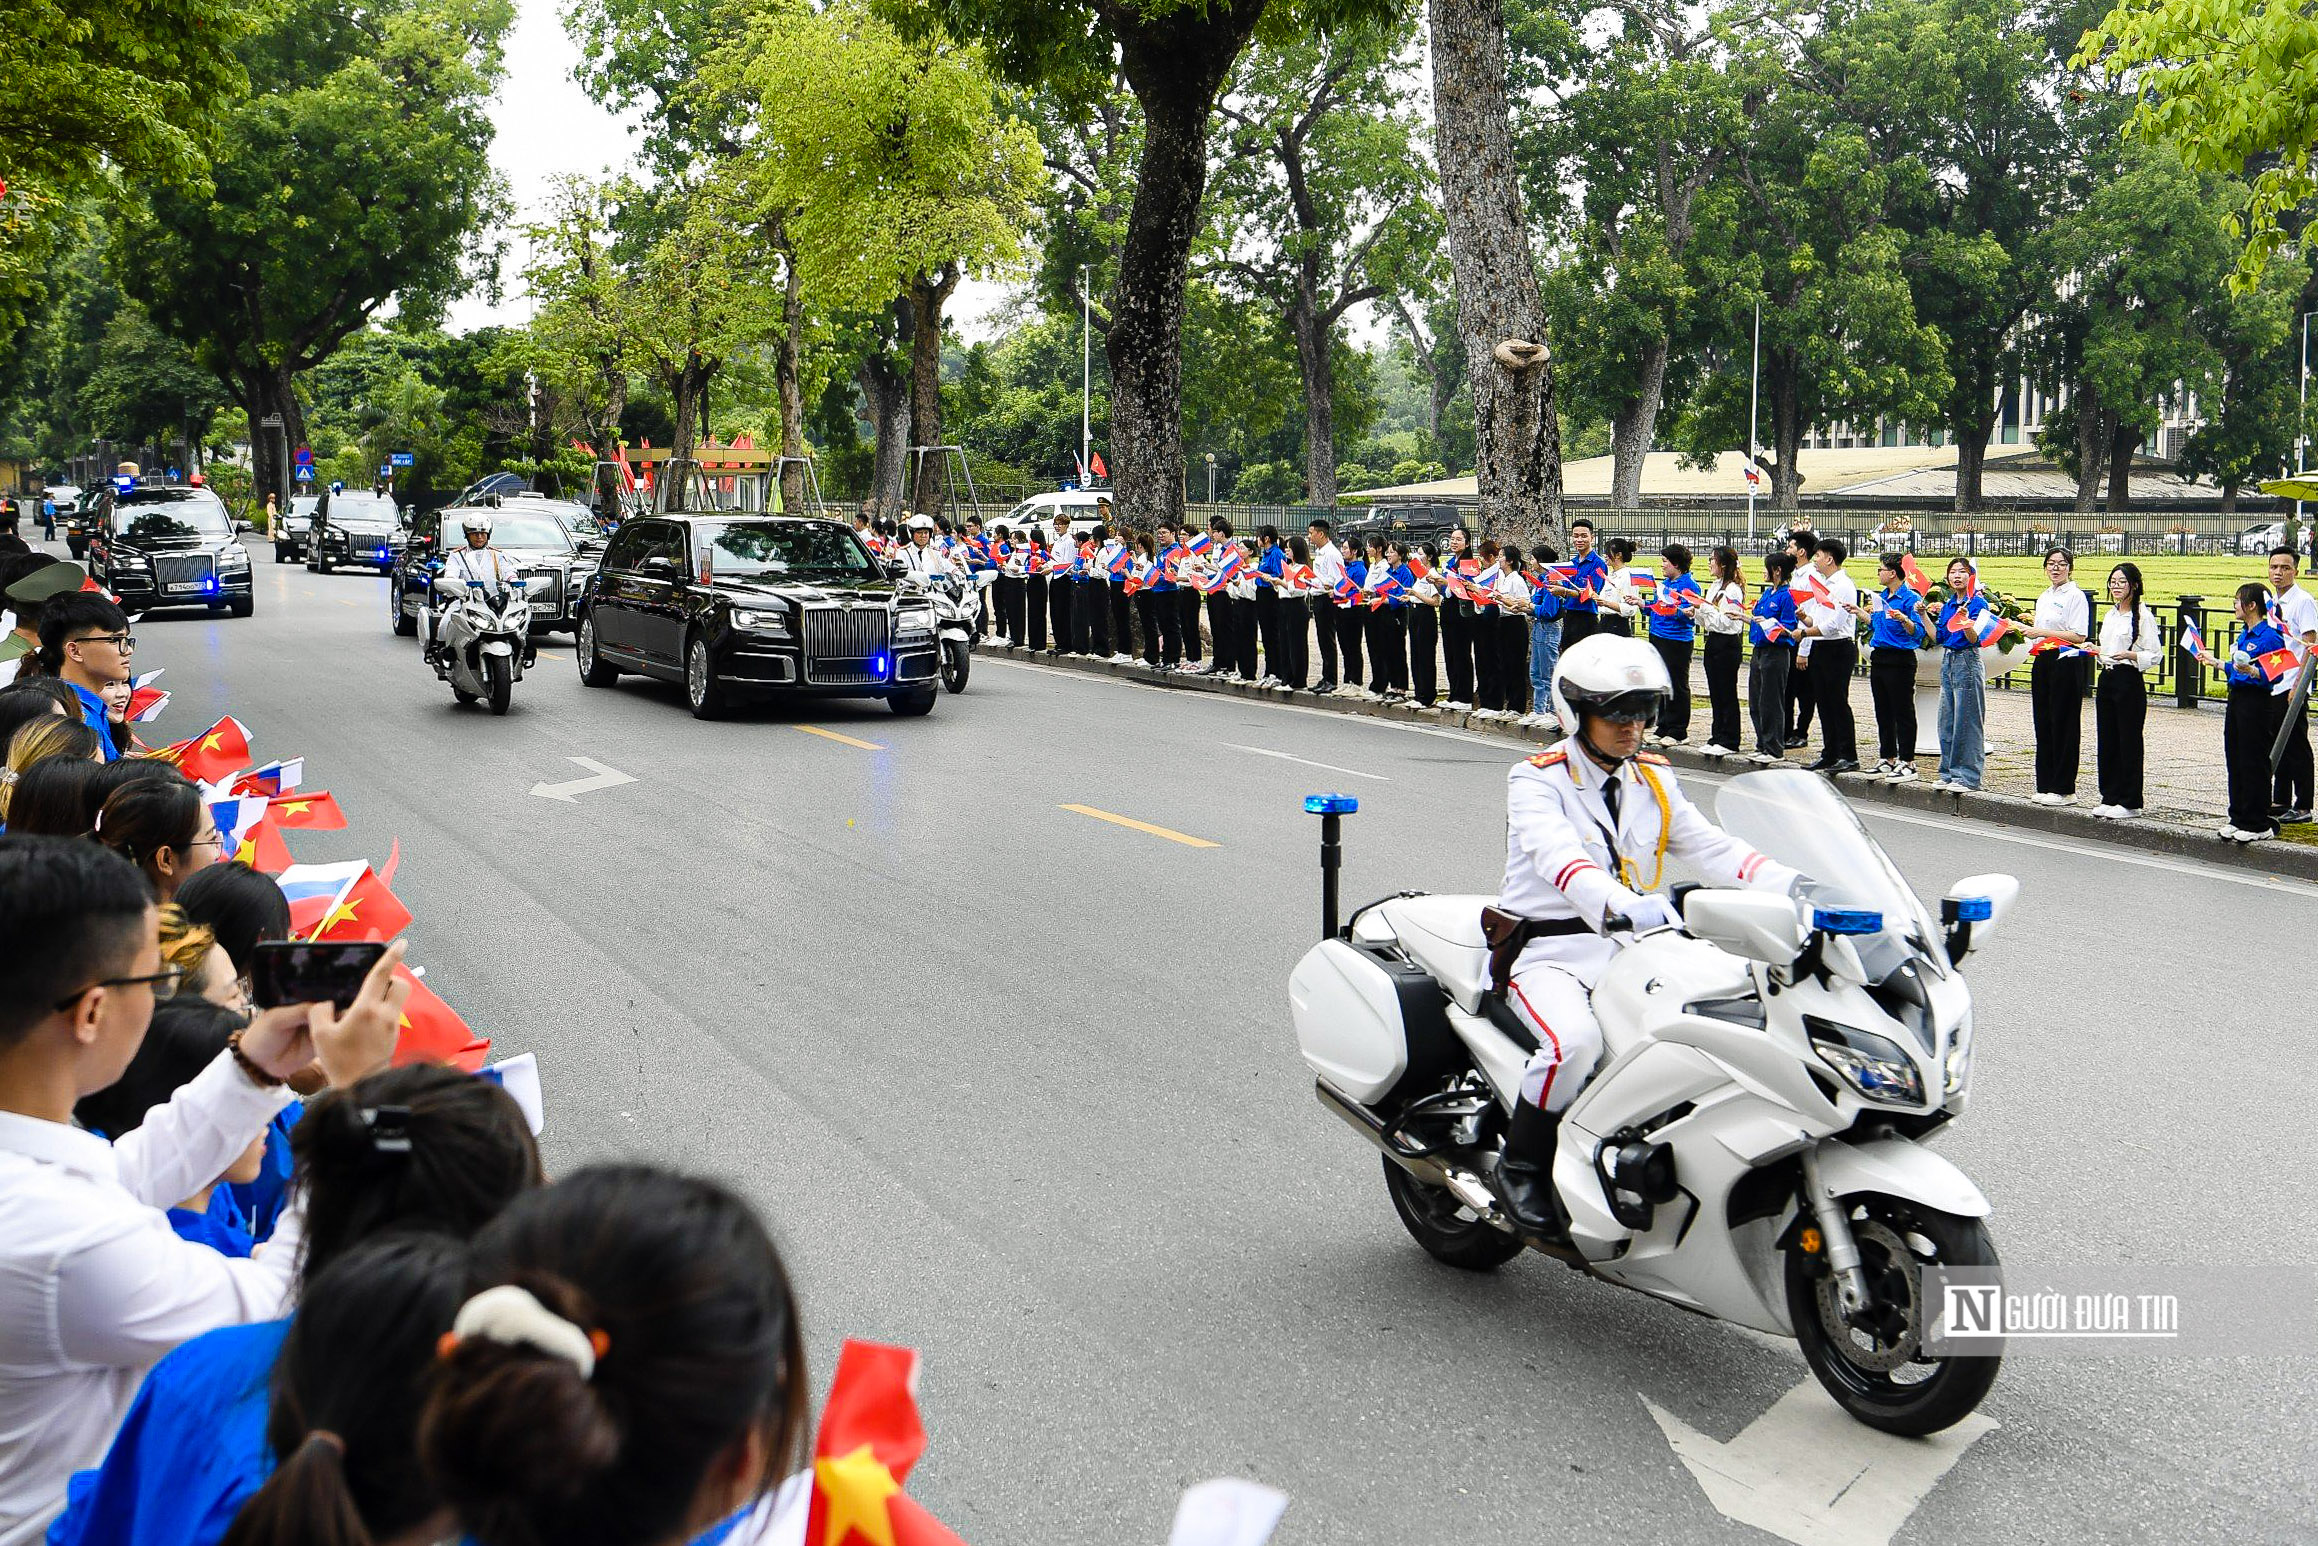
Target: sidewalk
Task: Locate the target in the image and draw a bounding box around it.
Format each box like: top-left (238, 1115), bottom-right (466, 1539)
top-left (976, 639), bottom-right (2318, 885)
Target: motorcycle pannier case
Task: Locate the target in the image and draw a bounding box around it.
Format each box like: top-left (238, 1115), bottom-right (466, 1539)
top-left (1288, 939), bottom-right (1458, 1108)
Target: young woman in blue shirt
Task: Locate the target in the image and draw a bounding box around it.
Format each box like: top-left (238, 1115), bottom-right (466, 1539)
top-left (1748, 552), bottom-right (1800, 761)
top-left (2224, 581), bottom-right (2289, 842)
top-left (1934, 558), bottom-right (1993, 791)
top-left (1865, 552), bottom-right (1929, 781)
top-left (1645, 543), bottom-right (1702, 745)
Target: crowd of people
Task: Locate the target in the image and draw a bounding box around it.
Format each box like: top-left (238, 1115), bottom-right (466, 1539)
top-left (0, 535), bottom-right (988, 1546)
top-left (858, 505), bottom-right (2317, 845)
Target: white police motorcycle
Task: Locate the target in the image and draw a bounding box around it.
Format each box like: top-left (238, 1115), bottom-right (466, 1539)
top-left (425, 572), bottom-right (533, 715)
top-left (901, 569), bottom-right (987, 694)
top-left (1288, 769), bottom-right (2017, 1434)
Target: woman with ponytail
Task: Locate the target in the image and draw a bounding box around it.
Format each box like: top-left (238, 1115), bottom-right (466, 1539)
top-left (422, 1165), bottom-right (810, 1546)
top-left (51, 1066), bottom-right (542, 1546)
top-left (219, 1233), bottom-right (469, 1546)
top-left (93, 773), bottom-right (221, 902)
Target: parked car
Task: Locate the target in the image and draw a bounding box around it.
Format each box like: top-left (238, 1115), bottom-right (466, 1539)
top-left (574, 513), bottom-right (939, 718)
top-left (64, 488), bottom-right (104, 558)
top-left (304, 489), bottom-right (404, 573)
top-left (990, 491), bottom-right (1111, 537)
top-left (389, 501), bottom-right (598, 638)
top-left (273, 494), bottom-right (321, 562)
top-left (87, 485), bottom-right (254, 617)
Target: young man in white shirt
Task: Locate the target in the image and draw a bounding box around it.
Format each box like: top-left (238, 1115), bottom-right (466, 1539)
top-left (1800, 537), bottom-right (1861, 773)
top-left (1306, 519), bottom-right (1347, 694)
top-left (0, 836), bottom-right (407, 1544)
top-left (2267, 547), bottom-right (2318, 823)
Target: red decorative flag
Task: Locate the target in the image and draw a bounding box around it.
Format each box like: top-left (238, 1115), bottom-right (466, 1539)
top-left (2257, 646), bottom-right (2301, 683)
top-left (1900, 553), bottom-right (1932, 593)
top-left (231, 819), bottom-right (295, 875)
top-left (267, 791), bottom-right (347, 830)
top-left (808, 1341), bottom-right (967, 1546)
top-left (310, 867), bottom-right (413, 943)
top-left (163, 716), bottom-right (252, 785)
top-left (390, 965), bottom-right (490, 1070)
top-left (1089, 451), bottom-right (1107, 480)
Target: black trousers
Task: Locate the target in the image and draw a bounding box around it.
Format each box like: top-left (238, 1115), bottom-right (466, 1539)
top-left (1310, 597), bottom-right (1339, 686)
top-left (1254, 590), bottom-right (1282, 681)
top-left (1868, 646), bottom-right (1919, 762)
top-left (1788, 648), bottom-right (1816, 738)
top-left (2096, 666), bottom-right (2147, 811)
top-left (1597, 613), bottom-right (1633, 638)
top-left (1809, 639), bottom-right (1859, 762)
top-left (1282, 594), bottom-right (1310, 687)
top-left (1561, 609), bottom-right (1599, 653)
top-left (1650, 635), bottom-right (1694, 739)
top-left (2227, 683), bottom-right (2284, 833)
top-left (1441, 603), bottom-right (1476, 704)
top-left (1749, 644), bottom-right (1792, 756)
top-left (2029, 651), bottom-right (2084, 796)
top-left (1365, 608), bottom-right (1408, 692)
top-left (1232, 594), bottom-right (1260, 677)
top-left (1069, 580), bottom-right (1108, 655)
top-left (1025, 576), bottom-right (1049, 650)
top-left (1156, 590), bottom-right (1186, 665)
top-left (1704, 632), bottom-right (1744, 750)
top-left (1474, 608), bottom-right (1505, 709)
top-left (997, 576), bottom-right (1027, 644)
top-left (1207, 592), bottom-right (1235, 672)
top-left (1136, 592), bottom-right (1164, 665)
top-left (1493, 616), bottom-right (1529, 710)
top-left (1334, 606), bottom-right (1364, 687)
top-left (1049, 574), bottom-right (1075, 650)
top-left (1109, 585), bottom-right (1133, 659)
top-left (2273, 692), bottom-right (2312, 811)
top-left (1409, 604), bottom-right (1439, 705)
top-left (1178, 590), bottom-right (1203, 662)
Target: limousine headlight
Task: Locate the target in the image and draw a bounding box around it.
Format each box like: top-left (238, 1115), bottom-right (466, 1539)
top-left (894, 606), bottom-right (935, 643)
top-left (732, 608), bottom-right (790, 636)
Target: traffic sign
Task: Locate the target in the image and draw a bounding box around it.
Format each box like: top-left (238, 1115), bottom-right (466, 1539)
top-left (390, 452), bottom-right (414, 468)
top-left (293, 446), bottom-right (313, 467)
top-left (378, 462), bottom-right (392, 478)
top-left (295, 466), bottom-right (314, 483)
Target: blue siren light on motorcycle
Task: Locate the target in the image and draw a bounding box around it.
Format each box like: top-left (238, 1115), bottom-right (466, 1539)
top-left (1304, 793), bottom-right (1358, 815)
top-left (1812, 906), bottom-right (1884, 935)
top-left (1951, 895), bottom-right (1995, 923)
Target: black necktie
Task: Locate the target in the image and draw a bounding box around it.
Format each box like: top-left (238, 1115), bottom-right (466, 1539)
top-left (1602, 773), bottom-right (1622, 828)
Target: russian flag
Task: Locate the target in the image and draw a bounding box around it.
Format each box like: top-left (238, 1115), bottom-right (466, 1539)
top-left (208, 795), bottom-right (271, 854)
top-left (2179, 616), bottom-right (2210, 661)
top-left (1366, 571), bottom-right (1403, 608)
top-left (1332, 574), bottom-right (1359, 604)
top-left (277, 861), bottom-right (368, 938)
top-left (232, 758), bottom-right (305, 797)
top-left (1965, 609), bottom-right (2013, 646)
top-left (1107, 545), bottom-right (1133, 578)
top-left (1184, 530), bottom-right (1213, 557)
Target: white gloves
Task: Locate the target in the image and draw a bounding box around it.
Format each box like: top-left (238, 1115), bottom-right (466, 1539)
top-left (1621, 893), bottom-right (1683, 934)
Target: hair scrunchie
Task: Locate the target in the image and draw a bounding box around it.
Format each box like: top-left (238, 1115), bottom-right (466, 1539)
top-left (441, 1284), bottom-right (607, 1377)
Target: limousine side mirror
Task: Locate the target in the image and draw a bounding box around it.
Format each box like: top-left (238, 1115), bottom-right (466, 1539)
top-left (639, 555), bottom-right (678, 577)
top-left (232, 518), bottom-right (250, 535)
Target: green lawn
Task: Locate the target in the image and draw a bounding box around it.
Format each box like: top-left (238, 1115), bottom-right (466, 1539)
top-left (1939, 554), bottom-right (2287, 605)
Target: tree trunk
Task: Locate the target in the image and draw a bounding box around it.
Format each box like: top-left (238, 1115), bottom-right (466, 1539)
top-left (771, 222), bottom-right (807, 513)
top-left (2220, 481), bottom-right (2240, 514)
top-left (1766, 355), bottom-right (1803, 510)
top-left (237, 364), bottom-right (305, 520)
top-left (858, 352), bottom-right (911, 517)
top-left (2071, 390), bottom-right (2107, 513)
top-left (2105, 419), bottom-right (2137, 513)
top-left (1608, 335), bottom-right (1669, 509)
top-left (906, 264), bottom-right (959, 519)
top-left (1293, 298), bottom-right (1338, 506)
top-left (663, 354), bottom-right (713, 511)
top-left (1426, 0), bottom-right (1563, 543)
top-left (1103, 0), bottom-right (1268, 533)
top-left (1952, 403), bottom-right (1997, 513)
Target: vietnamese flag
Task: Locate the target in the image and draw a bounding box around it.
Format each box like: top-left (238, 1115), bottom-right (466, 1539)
top-left (808, 1341), bottom-right (967, 1546)
top-left (1089, 451), bottom-right (1107, 480)
top-left (2257, 646), bottom-right (2301, 684)
top-left (232, 819), bottom-right (295, 875)
top-left (310, 867), bottom-right (413, 942)
top-left (163, 716), bottom-right (253, 786)
top-left (391, 965), bottom-right (489, 1070)
top-left (268, 790), bottom-right (347, 830)
top-left (1900, 553), bottom-right (1932, 593)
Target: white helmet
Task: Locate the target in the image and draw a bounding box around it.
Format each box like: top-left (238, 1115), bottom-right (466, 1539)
top-left (1550, 633), bottom-right (1671, 736)
top-left (906, 513), bottom-right (935, 533)
top-left (460, 511), bottom-right (493, 538)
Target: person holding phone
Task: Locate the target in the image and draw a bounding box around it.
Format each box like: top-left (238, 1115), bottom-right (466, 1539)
top-left (0, 836), bottom-right (411, 1544)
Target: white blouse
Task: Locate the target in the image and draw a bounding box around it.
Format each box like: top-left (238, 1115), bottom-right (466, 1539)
top-left (1698, 579), bottom-right (1748, 634)
top-left (2096, 604), bottom-right (2162, 671)
top-left (2033, 582), bottom-right (2089, 639)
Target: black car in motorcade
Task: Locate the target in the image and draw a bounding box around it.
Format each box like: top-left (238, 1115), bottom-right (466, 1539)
top-left (576, 514), bottom-right (940, 718)
top-left (304, 489), bottom-right (405, 572)
top-left (88, 485), bottom-right (255, 617)
top-left (388, 501), bottom-right (596, 637)
top-left (271, 494), bottom-right (321, 562)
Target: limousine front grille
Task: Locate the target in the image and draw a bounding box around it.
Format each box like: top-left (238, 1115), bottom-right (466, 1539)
top-left (801, 605), bottom-right (889, 686)
top-left (153, 554), bottom-right (214, 592)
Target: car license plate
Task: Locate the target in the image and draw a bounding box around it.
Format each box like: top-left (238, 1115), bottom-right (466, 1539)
top-left (165, 582), bottom-right (195, 594)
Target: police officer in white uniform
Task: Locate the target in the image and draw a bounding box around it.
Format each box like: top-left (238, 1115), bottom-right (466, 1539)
top-left (897, 513), bottom-right (953, 578)
top-left (425, 512), bottom-right (519, 663)
top-left (1488, 634), bottom-right (1798, 1233)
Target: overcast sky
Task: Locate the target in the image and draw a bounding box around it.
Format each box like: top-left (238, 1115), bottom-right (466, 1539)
top-left (448, 0), bottom-right (1013, 341)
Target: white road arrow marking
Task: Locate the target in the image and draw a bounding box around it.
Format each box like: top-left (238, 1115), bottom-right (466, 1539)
top-left (1644, 1383), bottom-right (1995, 1546)
top-left (528, 756), bottom-right (638, 803)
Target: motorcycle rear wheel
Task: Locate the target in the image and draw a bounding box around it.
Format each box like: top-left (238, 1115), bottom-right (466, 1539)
top-left (1786, 1195), bottom-right (2000, 1436)
top-left (485, 654), bottom-right (513, 715)
top-left (1382, 1155), bottom-right (1524, 1271)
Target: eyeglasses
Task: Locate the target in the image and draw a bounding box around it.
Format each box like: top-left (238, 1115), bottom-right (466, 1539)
top-left (70, 632), bottom-right (135, 652)
top-left (53, 964), bottom-right (184, 1012)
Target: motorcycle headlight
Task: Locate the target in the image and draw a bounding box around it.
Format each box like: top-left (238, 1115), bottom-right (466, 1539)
top-left (1943, 1024), bottom-right (1972, 1097)
top-left (732, 608), bottom-right (789, 636)
top-left (1805, 1016), bottom-right (1926, 1106)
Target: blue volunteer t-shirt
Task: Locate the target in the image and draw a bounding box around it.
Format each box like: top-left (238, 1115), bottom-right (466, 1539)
top-left (1648, 573), bottom-right (1701, 643)
top-left (1938, 594), bottom-right (1991, 651)
top-left (1567, 551), bottom-right (1609, 613)
top-left (1869, 585), bottom-right (1928, 650)
top-left (1750, 588), bottom-right (1799, 646)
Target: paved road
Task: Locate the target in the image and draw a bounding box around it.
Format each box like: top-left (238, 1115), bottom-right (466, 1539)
top-left (122, 548), bottom-right (2318, 1543)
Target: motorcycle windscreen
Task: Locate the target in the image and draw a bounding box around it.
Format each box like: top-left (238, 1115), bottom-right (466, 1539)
top-left (1712, 768), bottom-right (1941, 980)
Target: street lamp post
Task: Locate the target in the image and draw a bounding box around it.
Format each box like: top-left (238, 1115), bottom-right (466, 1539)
top-left (2298, 309), bottom-right (2315, 547)
top-left (1746, 299), bottom-right (1762, 542)
top-left (1205, 452), bottom-right (1216, 506)
top-left (1080, 264), bottom-right (1092, 485)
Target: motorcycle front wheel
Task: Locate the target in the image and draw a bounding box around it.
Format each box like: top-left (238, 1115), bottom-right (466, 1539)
top-left (485, 653), bottom-right (513, 715)
top-left (1786, 1195), bottom-right (2000, 1436)
top-left (1382, 1155), bottom-right (1524, 1271)
top-left (941, 638), bottom-right (969, 693)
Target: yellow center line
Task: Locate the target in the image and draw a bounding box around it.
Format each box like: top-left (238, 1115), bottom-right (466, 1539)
top-left (1059, 803), bottom-right (1219, 848)
top-left (795, 725), bottom-right (885, 751)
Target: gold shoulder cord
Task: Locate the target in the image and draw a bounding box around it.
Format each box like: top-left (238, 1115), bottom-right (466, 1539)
top-left (1624, 764), bottom-right (1674, 892)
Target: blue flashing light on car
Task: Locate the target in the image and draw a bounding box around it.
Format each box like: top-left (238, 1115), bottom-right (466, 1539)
top-left (1812, 906), bottom-right (1884, 935)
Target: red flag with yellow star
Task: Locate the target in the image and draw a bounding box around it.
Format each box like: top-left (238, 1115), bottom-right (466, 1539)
top-left (266, 790), bottom-right (347, 830)
top-left (230, 818), bottom-right (294, 874)
top-left (308, 866), bottom-right (413, 942)
top-left (160, 716), bottom-right (252, 785)
top-left (390, 964), bottom-right (490, 1070)
top-left (809, 1341), bottom-right (966, 1546)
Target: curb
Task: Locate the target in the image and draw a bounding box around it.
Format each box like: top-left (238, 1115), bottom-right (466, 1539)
top-left (973, 641), bottom-right (2318, 887)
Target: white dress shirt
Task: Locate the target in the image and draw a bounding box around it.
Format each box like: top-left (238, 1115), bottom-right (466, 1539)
top-left (1699, 579), bottom-right (1747, 634)
top-left (2033, 582), bottom-right (2089, 639)
top-left (2273, 586), bottom-right (2318, 695)
top-left (442, 544), bottom-right (516, 591)
top-left (0, 1053), bottom-right (300, 1545)
top-left (1803, 567), bottom-right (1857, 641)
top-left (897, 540), bottom-right (952, 578)
top-left (2096, 604), bottom-right (2162, 672)
top-left (1309, 541), bottom-right (1347, 600)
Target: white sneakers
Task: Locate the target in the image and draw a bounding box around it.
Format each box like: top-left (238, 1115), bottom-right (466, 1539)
top-left (2030, 791), bottom-right (2071, 806)
top-left (1700, 743), bottom-right (1734, 758)
top-left (1886, 763), bottom-right (1919, 784)
top-left (2091, 804), bottom-right (2141, 820)
top-left (2218, 824), bottom-right (2270, 844)
top-left (1445, 700), bottom-right (1472, 712)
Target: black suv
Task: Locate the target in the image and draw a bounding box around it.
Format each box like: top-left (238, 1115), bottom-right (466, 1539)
top-left (88, 486), bottom-right (254, 617)
top-left (575, 514), bottom-right (939, 718)
top-left (305, 489), bottom-right (404, 572)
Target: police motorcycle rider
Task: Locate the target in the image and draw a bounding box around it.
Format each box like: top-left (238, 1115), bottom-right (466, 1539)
top-left (1487, 634), bottom-right (1799, 1235)
top-left (424, 511), bottom-right (531, 668)
top-left (895, 512), bottom-right (955, 578)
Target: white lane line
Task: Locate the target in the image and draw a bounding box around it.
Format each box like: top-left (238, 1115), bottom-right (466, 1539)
top-left (529, 756), bottom-right (638, 803)
top-left (1221, 743), bottom-right (1389, 781)
top-left (1646, 1383), bottom-right (1995, 1546)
